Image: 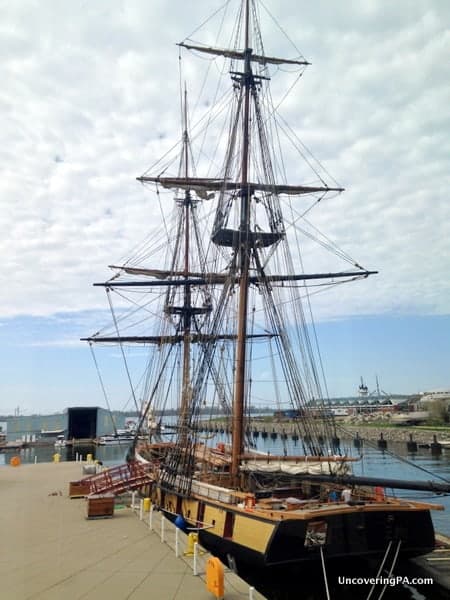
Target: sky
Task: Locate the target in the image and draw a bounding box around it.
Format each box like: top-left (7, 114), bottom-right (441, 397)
top-left (1, 0), bottom-right (449, 415)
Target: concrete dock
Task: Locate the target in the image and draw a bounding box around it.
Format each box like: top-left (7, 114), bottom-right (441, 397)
top-left (400, 533), bottom-right (450, 599)
top-left (0, 461), bottom-right (265, 600)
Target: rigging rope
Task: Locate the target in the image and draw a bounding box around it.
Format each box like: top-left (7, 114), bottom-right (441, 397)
top-left (106, 288), bottom-right (140, 413)
top-left (259, 0), bottom-right (309, 63)
top-left (319, 546), bottom-right (331, 600)
top-left (365, 540), bottom-right (392, 600)
top-left (377, 540), bottom-right (402, 600)
top-left (88, 343), bottom-right (118, 437)
top-left (180, 0), bottom-right (232, 46)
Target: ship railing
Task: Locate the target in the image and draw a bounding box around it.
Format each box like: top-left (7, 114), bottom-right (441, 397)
top-left (190, 478), bottom-right (233, 503)
top-left (159, 506), bottom-right (216, 531)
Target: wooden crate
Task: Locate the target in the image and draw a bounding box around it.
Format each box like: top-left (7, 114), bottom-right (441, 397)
top-left (86, 493), bottom-right (115, 519)
top-left (69, 480), bottom-right (91, 498)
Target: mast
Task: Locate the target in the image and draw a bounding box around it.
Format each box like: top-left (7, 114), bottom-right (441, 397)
top-left (180, 87), bottom-right (192, 436)
top-left (231, 0), bottom-right (252, 484)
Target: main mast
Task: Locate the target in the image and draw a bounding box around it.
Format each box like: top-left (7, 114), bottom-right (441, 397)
top-left (231, 0), bottom-right (252, 485)
top-left (86, 0), bottom-right (378, 478)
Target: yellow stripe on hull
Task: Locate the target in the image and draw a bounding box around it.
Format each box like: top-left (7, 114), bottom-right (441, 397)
top-left (181, 498), bottom-right (199, 521)
top-left (204, 505), bottom-right (227, 536)
top-left (233, 513), bottom-right (274, 553)
top-left (163, 491), bottom-right (275, 555)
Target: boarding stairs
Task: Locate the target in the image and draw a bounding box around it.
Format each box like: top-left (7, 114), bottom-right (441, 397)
top-left (82, 461), bottom-right (153, 496)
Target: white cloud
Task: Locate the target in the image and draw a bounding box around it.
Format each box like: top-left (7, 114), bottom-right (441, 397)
top-left (1, 0), bottom-right (449, 325)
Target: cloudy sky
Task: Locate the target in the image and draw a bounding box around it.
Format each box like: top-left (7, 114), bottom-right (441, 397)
top-left (1, 0), bottom-right (449, 415)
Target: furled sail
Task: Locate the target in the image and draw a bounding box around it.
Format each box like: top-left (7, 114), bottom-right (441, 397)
top-left (178, 42), bottom-right (310, 67)
top-left (137, 175), bottom-right (344, 197)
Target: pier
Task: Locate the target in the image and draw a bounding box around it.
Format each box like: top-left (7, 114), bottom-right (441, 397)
top-left (0, 461), bottom-right (265, 599)
top-left (400, 534), bottom-right (450, 599)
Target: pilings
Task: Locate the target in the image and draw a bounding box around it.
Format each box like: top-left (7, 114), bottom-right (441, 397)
top-left (353, 433), bottom-right (363, 449)
top-left (197, 420), bottom-right (450, 453)
top-left (377, 433), bottom-right (387, 450)
top-left (431, 435), bottom-right (442, 456)
top-left (407, 434), bottom-right (418, 452)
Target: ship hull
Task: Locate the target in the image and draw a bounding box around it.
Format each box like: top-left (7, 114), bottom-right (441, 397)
top-left (158, 490), bottom-right (435, 575)
top-left (202, 510), bottom-right (434, 568)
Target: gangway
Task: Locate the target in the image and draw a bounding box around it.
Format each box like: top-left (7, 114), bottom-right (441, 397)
top-left (79, 461), bottom-right (153, 496)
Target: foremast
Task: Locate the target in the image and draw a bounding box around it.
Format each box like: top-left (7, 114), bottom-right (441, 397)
top-left (180, 88), bottom-right (193, 441)
top-left (83, 90), bottom-right (212, 446)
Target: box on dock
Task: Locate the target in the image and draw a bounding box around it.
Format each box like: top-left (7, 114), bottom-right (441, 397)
top-left (69, 480), bottom-right (91, 498)
top-left (86, 493), bottom-right (115, 519)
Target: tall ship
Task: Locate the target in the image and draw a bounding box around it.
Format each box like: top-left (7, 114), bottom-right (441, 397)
top-left (84, 0), bottom-right (447, 588)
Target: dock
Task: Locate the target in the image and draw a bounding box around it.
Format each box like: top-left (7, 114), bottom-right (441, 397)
top-left (400, 533), bottom-right (450, 599)
top-left (0, 461), bottom-right (266, 599)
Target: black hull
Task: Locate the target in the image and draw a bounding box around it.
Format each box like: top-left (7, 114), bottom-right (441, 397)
top-left (265, 508), bottom-right (435, 565)
top-left (163, 502), bottom-right (437, 600)
top-left (164, 505), bottom-right (435, 573)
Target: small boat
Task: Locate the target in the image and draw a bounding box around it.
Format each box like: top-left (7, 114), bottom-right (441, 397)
top-left (54, 435), bottom-right (66, 448)
top-left (390, 410), bottom-right (429, 425)
top-left (97, 434), bottom-right (134, 446)
top-left (40, 429), bottom-right (64, 438)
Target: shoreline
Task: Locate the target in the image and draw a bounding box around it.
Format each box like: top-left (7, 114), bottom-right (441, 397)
top-left (335, 424), bottom-right (450, 444)
top-left (203, 419), bottom-right (450, 444)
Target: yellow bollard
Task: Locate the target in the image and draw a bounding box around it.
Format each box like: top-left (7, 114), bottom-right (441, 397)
top-left (143, 497), bottom-right (151, 512)
top-left (184, 532), bottom-right (199, 556)
top-left (86, 453), bottom-right (93, 464)
top-left (206, 556), bottom-right (224, 599)
top-left (53, 453), bottom-right (60, 463)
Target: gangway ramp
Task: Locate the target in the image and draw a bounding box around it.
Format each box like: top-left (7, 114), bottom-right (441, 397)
top-left (72, 461), bottom-right (153, 497)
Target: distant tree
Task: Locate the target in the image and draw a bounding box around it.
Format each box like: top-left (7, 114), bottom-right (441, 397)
top-left (428, 400), bottom-right (450, 424)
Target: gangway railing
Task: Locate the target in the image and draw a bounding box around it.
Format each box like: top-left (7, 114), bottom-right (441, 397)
top-left (81, 461), bottom-right (153, 496)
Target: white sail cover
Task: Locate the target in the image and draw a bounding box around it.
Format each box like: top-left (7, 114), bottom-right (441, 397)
top-left (240, 459), bottom-right (352, 476)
